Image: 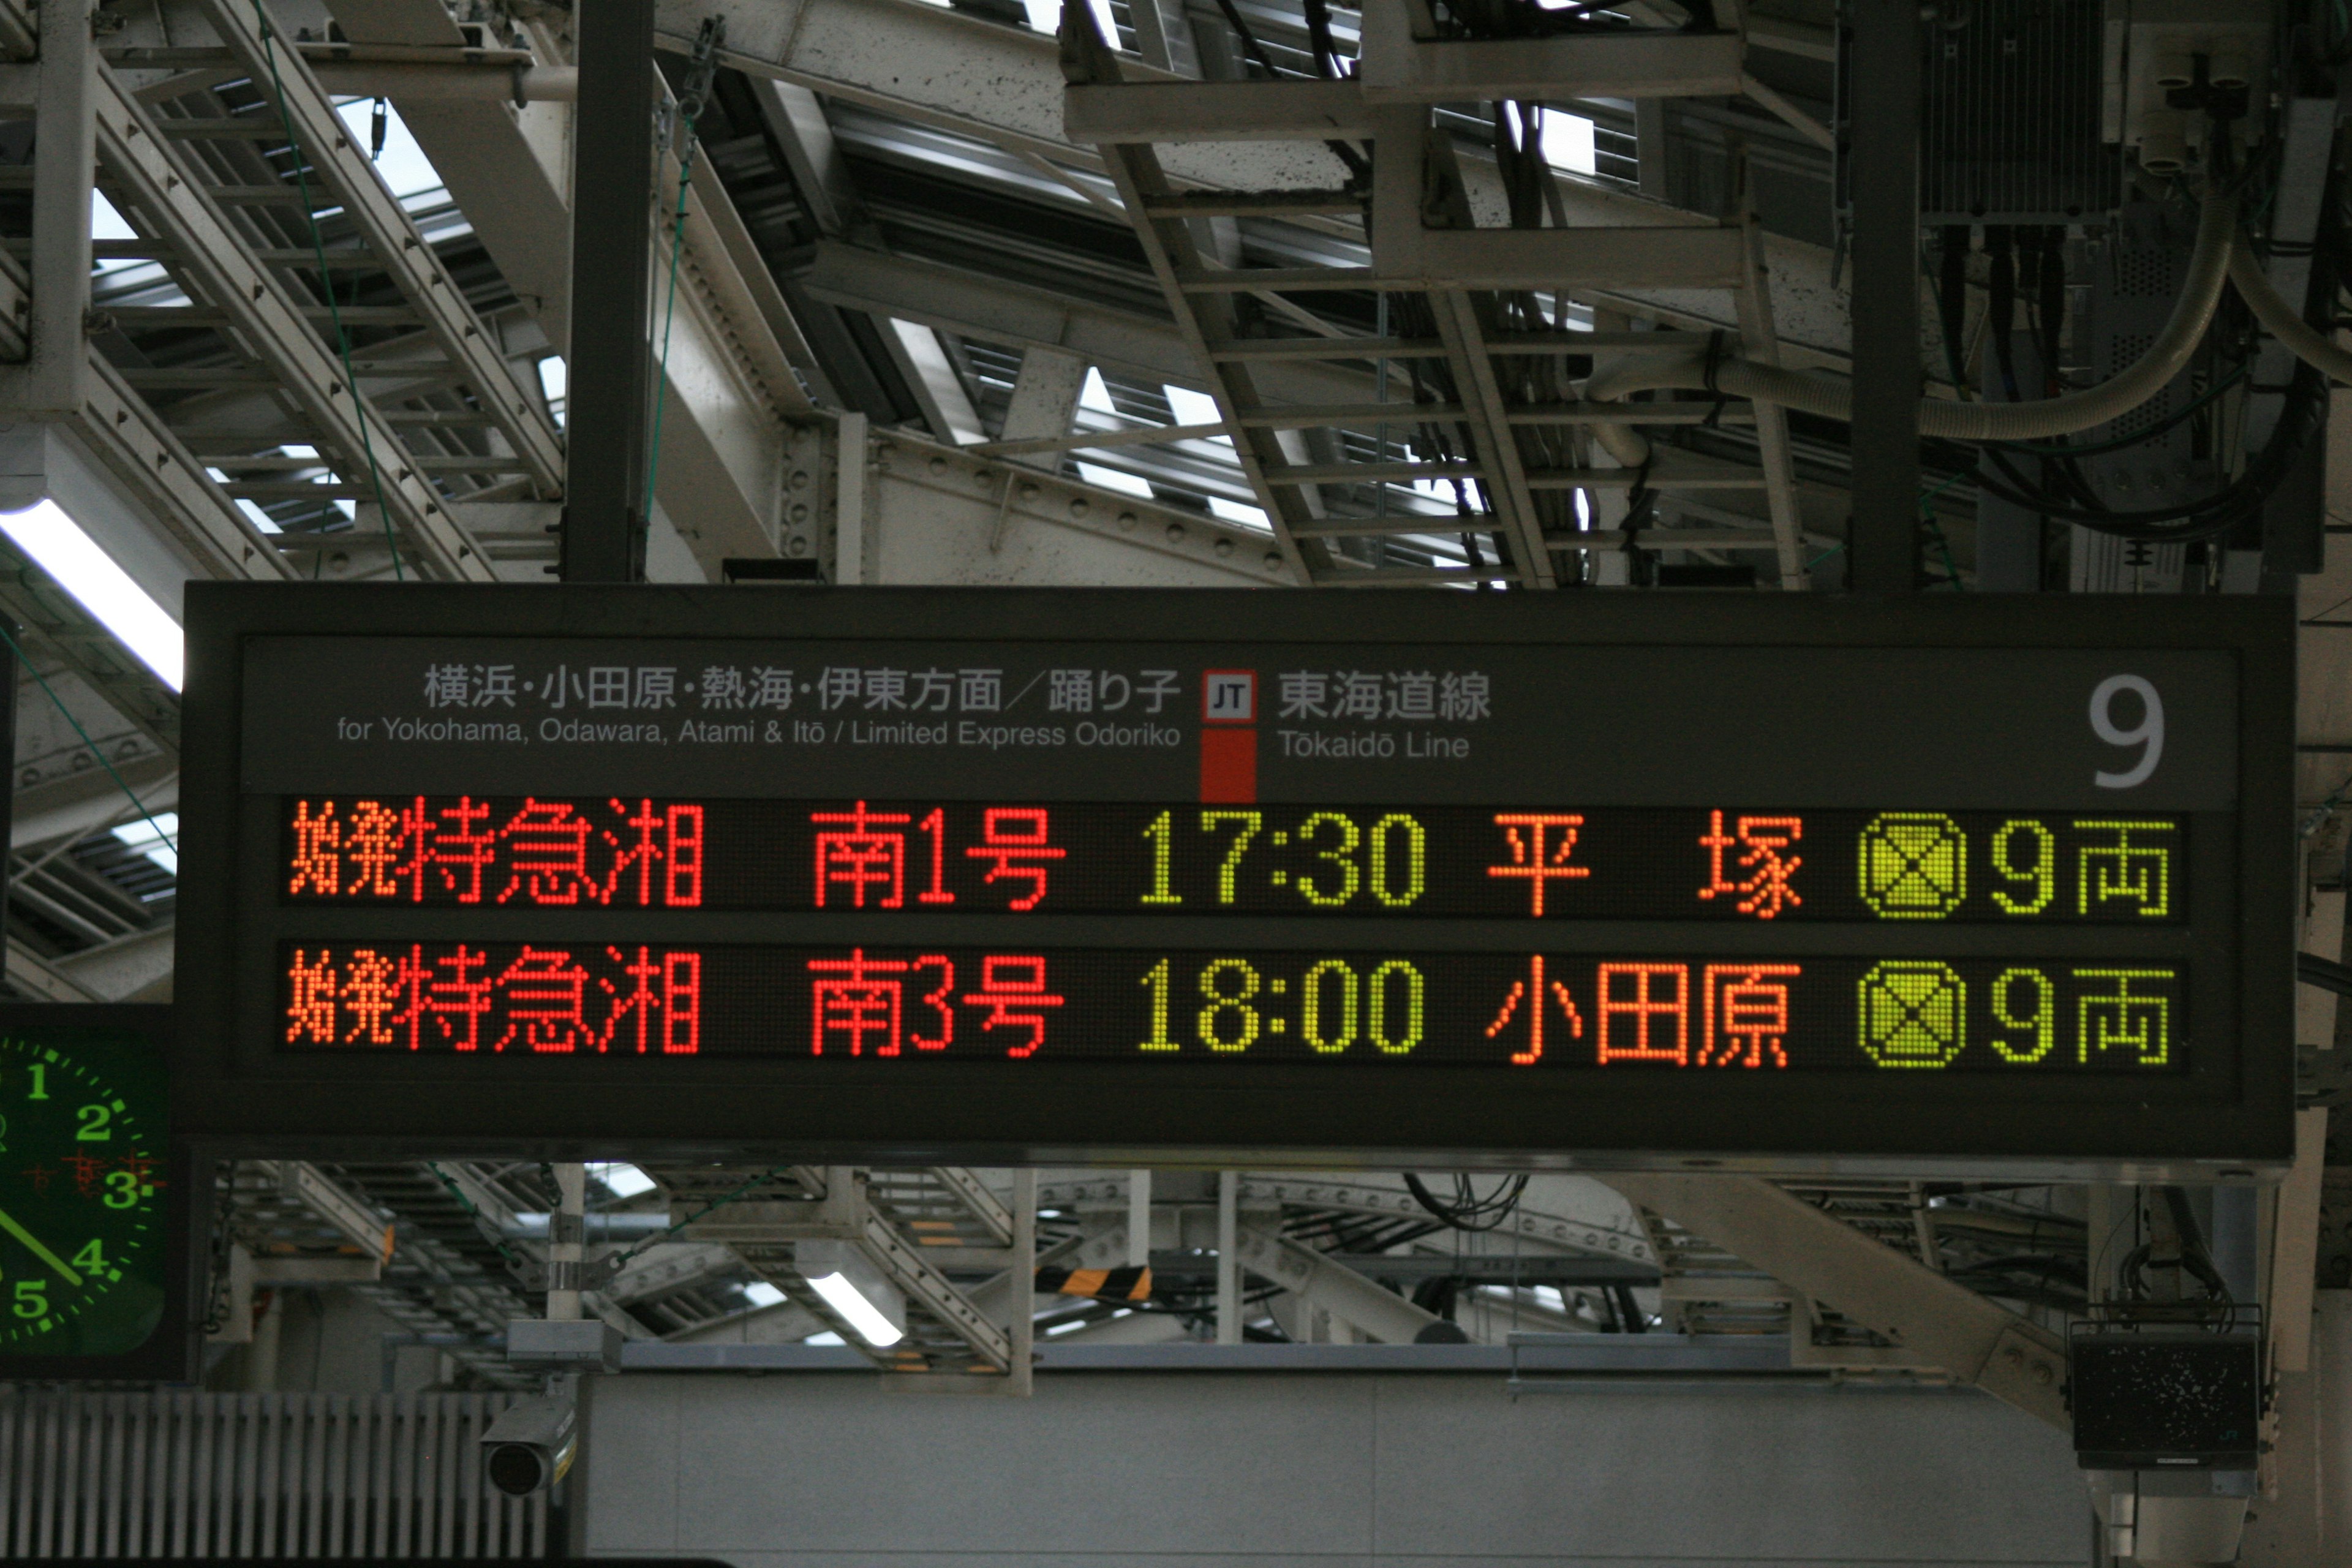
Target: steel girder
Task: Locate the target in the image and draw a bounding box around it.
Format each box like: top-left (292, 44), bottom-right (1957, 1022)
top-left (194, 0), bottom-right (564, 499)
top-left (1060, 9), bottom-right (1811, 587)
top-left (647, 0), bottom-right (1849, 361)
top-left (323, 0), bottom-right (815, 578)
top-left (0, 22), bottom-right (288, 585)
top-left (1231, 1224), bottom-right (1444, 1343)
top-left (644, 1164), bottom-right (1020, 1375)
top-left (1604, 1174), bottom-right (2070, 1430)
top-left (1041, 1171), bottom-right (1657, 1264)
top-left (88, 54), bottom-right (498, 578)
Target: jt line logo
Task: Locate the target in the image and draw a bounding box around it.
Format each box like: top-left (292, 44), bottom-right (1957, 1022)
top-left (1203, 671), bottom-right (1255, 723)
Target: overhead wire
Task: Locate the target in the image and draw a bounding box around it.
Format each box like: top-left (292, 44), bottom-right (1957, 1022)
top-left (247, 0), bottom-right (403, 580)
top-left (1403, 1172), bottom-right (1529, 1232)
top-left (0, 623), bottom-right (177, 858)
top-left (605, 1165), bottom-right (790, 1270)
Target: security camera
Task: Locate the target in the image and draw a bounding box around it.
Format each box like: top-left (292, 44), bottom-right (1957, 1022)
top-left (480, 1395), bottom-right (577, 1498)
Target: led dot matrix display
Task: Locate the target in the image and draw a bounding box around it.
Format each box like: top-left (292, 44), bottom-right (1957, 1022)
top-left (176, 584), bottom-right (2292, 1166)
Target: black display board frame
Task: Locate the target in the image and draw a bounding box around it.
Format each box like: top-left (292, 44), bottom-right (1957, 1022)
top-left (175, 584), bottom-right (2295, 1176)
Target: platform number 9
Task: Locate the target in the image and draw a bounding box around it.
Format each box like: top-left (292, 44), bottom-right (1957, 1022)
top-left (2090, 675), bottom-right (2163, 789)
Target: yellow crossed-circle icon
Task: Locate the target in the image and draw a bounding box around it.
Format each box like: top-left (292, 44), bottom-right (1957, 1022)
top-left (1857, 812), bottom-right (1967, 919)
top-left (1858, 960), bottom-right (1968, 1068)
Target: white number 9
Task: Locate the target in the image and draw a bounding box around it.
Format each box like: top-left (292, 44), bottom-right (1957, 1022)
top-left (2090, 675), bottom-right (2163, 789)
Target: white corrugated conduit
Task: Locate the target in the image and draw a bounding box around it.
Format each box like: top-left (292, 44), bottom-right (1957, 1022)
top-left (1581, 190), bottom-right (2248, 467)
top-left (2225, 233), bottom-right (2352, 385)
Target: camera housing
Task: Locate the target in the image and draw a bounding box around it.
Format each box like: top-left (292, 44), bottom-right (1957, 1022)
top-left (480, 1395), bottom-right (578, 1497)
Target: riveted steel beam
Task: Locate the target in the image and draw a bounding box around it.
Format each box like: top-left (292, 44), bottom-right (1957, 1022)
top-left (1234, 1224), bottom-right (1443, 1344)
top-left (194, 0), bottom-right (567, 500)
top-left (1604, 1175), bottom-right (2069, 1430)
top-left (92, 67), bottom-right (494, 580)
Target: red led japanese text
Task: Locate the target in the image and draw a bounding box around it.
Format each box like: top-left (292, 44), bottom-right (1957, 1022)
top-left (285, 944), bottom-right (702, 1053)
top-left (288, 797), bottom-right (704, 908)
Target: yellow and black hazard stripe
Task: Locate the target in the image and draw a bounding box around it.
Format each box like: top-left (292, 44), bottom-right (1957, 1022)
top-left (1033, 1264), bottom-right (1152, 1302)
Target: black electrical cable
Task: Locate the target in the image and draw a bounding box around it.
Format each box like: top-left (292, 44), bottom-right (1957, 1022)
top-left (1937, 225), bottom-right (1970, 389)
top-left (1986, 225), bottom-right (2019, 401)
top-left (1996, 360), bottom-right (2251, 458)
top-left (1403, 1172), bottom-right (1530, 1232)
top-left (1969, 360), bottom-right (2324, 540)
top-left (1432, 0), bottom-right (1701, 38)
top-left (1301, 0), bottom-right (1346, 80)
top-left (1202, 0), bottom-right (1368, 183)
top-left (2298, 951), bottom-right (2352, 995)
top-left (1942, 163), bottom-right (2325, 543)
top-left (2035, 227), bottom-right (2068, 392)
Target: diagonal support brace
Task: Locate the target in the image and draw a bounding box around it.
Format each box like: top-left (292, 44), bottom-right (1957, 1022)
top-left (1605, 1174), bottom-right (2070, 1430)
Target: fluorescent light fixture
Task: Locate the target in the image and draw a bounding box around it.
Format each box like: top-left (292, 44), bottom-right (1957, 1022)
top-left (804, 1330), bottom-right (846, 1346)
top-left (0, 500), bottom-right (184, 690)
top-left (586, 1161), bottom-right (656, 1199)
top-left (805, 1270), bottom-right (903, 1348)
top-left (111, 810), bottom-right (179, 875)
top-left (741, 1280), bottom-right (787, 1309)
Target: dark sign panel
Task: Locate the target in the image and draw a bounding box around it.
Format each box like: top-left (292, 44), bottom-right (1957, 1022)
top-left (176, 584), bottom-right (2292, 1172)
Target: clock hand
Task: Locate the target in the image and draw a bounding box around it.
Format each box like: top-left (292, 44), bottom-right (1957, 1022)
top-left (0, 1202), bottom-right (81, 1287)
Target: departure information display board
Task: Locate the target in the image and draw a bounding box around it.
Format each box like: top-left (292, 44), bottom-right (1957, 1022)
top-left (176, 585), bottom-right (2293, 1171)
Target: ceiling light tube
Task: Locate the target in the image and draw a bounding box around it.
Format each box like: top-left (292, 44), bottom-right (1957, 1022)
top-left (804, 1270), bottom-right (904, 1348)
top-left (0, 499), bottom-right (184, 690)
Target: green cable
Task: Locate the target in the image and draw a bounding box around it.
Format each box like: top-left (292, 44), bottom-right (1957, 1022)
top-left (642, 133), bottom-right (701, 524)
top-left (1922, 515), bottom-right (1964, 589)
top-left (428, 1164), bottom-right (528, 1268)
top-left (607, 1164), bottom-right (786, 1269)
top-left (0, 620), bottom-right (177, 854)
top-left (247, 0), bottom-right (404, 582)
top-left (1918, 469), bottom-right (1969, 588)
top-left (1798, 469), bottom-right (1967, 579)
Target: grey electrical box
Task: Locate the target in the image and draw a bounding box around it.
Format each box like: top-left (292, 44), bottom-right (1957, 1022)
top-left (1918, 0), bottom-right (2121, 224)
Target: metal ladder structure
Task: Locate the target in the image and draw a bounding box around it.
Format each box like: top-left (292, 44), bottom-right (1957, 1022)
top-left (643, 1163), bottom-right (1023, 1375)
top-left (217, 1160), bottom-right (535, 1388)
top-left (1059, 0), bottom-right (1808, 589)
top-left (64, 0), bottom-right (561, 582)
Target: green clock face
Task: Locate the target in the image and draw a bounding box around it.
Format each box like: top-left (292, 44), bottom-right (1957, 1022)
top-left (0, 1031), bottom-right (167, 1355)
